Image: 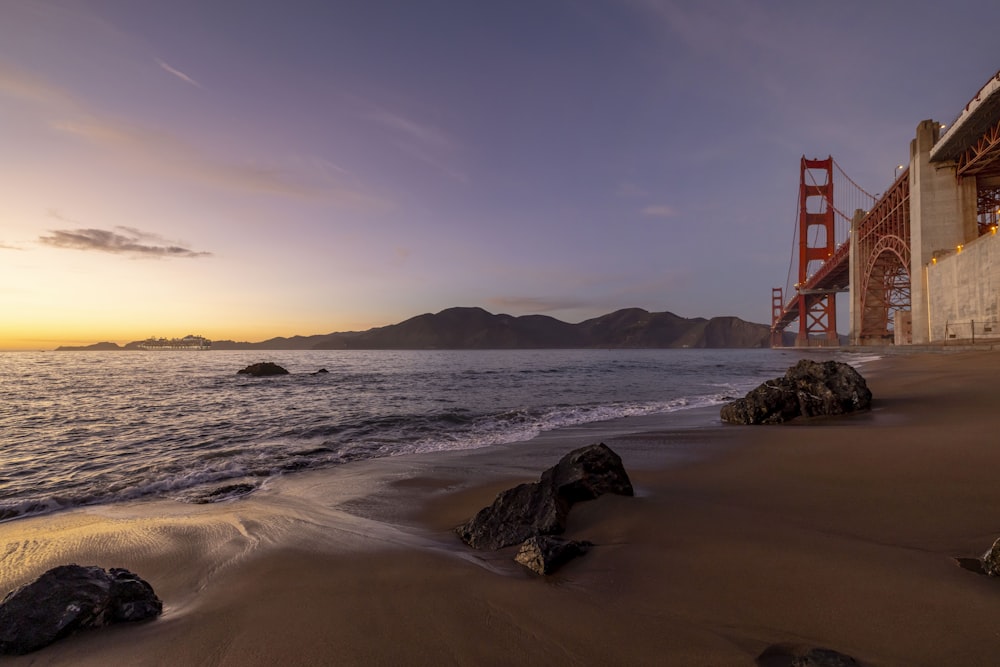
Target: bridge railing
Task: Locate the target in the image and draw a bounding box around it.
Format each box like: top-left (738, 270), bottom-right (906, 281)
top-left (943, 319), bottom-right (1000, 344)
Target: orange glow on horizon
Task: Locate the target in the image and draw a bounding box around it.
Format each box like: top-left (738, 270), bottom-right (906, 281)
top-left (0, 316), bottom-right (396, 351)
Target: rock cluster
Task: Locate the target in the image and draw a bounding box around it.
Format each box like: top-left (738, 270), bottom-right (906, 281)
top-left (237, 362), bottom-right (289, 376)
top-left (721, 359), bottom-right (872, 425)
top-left (0, 565), bottom-right (162, 655)
top-left (456, 443), bottom-right (632, 574)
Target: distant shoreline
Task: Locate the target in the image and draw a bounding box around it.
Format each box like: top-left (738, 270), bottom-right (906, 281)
top-left (48, 306), bottom-right (796, 351)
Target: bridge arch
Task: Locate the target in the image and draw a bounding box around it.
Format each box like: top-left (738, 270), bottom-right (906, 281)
top-left (858, 235), bottom-right (910, 343)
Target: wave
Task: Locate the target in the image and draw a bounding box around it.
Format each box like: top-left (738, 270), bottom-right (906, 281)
top-left (0, 389), bottom-right (733, 524)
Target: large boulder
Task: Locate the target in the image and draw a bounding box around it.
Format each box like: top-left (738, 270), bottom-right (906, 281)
top-left (456, 443), bottom-right (633, 550)
top-left (721, 359), bottom-right (872, 425)
top-left (541, 442), bottom-right (635, 503)
top-left (0, 565), bottom-right (162, 655)
top-left (455, 481), bottom-right (564, 551)
top-left (237, 362), bottom-right (289, 376)
top-left (514, 536), bottom-right (593, 575)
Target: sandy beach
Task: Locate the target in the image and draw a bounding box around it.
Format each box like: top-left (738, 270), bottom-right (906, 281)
top-left (5, 350), bottom-right (1000, 665)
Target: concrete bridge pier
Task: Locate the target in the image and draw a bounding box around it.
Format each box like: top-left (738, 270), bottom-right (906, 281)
top-left (908, 120), bottom-right (978, 344)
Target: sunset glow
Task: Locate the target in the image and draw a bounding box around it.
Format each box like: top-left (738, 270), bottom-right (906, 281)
top-left (1, 1), bottom-right (994, 349)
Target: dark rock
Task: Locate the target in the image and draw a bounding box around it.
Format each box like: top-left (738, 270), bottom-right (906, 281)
top-left (542, 441), bottom-right (634, 503)
top-left (721, 360), bottom-right (872, 425)
top-left (981, 537), bottom-right (1000, 576)
top-left (0, 565), bottom-right (162, 655)
top-left (456, 443), bottom-right (633, 550)
top-left (313, 368), bottom-right (330, 374)
top-left (456, 481), bottom-right (565, 551)
top-left (757, 644), bottom-right (861, 667)
top-left (237, 362), bottom-right (289, 376)
top-left (514, 536), bottom-right (593, 575)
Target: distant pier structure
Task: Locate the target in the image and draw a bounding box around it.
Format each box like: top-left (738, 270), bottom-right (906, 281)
top-left (771, 70), bottom-right (1000, 346)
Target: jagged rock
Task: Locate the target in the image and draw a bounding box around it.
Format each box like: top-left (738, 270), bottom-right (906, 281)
top-left (757, 644), bottom-right (861, 667)
top-left (237, 362), bottom-right (289, 376)
top-left (514, 536), bottom-right (593, 575)
top-left (542, 442), bottom-right (635, 502)
top-left (0, 565), bottom-right (162, 655)
top-left (981, 537), bottom-right (1000, 576)
top-left (721, 360), bottom-right (872, 425)
top-left (313, 368), bottom-right (330, 374)
top-left (456, 481), bottom-right (564, 551)
top-left (456, 443), bottom-right (633, 550)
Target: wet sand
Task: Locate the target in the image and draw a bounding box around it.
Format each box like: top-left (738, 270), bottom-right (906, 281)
top-left (5, 350), bottom-right (1000, 665)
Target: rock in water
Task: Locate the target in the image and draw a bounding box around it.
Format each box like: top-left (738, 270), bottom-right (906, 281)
top-left (721, 359), bottom-right (872, 425)
top-left (514, 536), bottom-right (593, 575)
top-left (456, 443), bottom-right (633, 550)
top-left (0, 565), bottom-right (162, 655)
top-left (757, 644), bottom-right (861, 666)
top-left (237, 362), bottom-right (289, 376)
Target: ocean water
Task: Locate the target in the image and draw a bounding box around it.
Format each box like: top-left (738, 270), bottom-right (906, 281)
top-left (0, 348), bottom-right (870, 522)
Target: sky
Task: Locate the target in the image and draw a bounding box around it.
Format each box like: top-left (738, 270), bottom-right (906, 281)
top-left (1, 0), bottom-right (998, 349)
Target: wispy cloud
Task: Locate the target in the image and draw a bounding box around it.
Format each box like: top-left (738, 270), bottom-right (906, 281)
top-left (0, 61), bottom-right (79, 110)
top-left (0, 242), bottom-right (23, 251)
top-left (0, 60), bottom-right (391, 209)
top-left (155, 58), bottom-right (203, 89)
top-left (52, 117), bottom-right (346, 199)
top-left (371, 110), bottom-right (453, 151)
top-left (640, 204), bottom-right (677, 218)
top-left (369, 107), bottom-right (467, 182)
top-left (617, 182), bottom-right (647, 198)
top-left (486, 296), bottom-right (592, 314)
top-left (39, 226), bottom-right (212, 259)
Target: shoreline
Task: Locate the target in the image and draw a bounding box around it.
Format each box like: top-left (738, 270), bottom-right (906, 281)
top-left (6, 350), bottom-right (1000, 664)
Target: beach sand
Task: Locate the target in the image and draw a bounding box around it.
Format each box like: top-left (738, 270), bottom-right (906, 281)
top-left (5, 350), bottom-right (1000, 665)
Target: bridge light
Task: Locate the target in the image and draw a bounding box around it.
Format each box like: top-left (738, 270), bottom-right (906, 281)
top-left (957, 244), bottom-right (963, 253)
top-left (932, 257), bottom-right (937, 265)
top-left (940, 123), bottom-right (947, 129)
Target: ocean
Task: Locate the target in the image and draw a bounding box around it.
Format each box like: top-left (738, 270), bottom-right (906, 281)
top-left (0, 348), bottom-right (873, 523)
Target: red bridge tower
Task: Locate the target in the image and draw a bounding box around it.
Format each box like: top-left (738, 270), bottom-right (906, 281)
top-left (796, 157), bottom-right (839, 346)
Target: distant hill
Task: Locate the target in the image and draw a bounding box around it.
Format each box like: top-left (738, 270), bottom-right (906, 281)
top-left (223, 307), bottom-right (782, 350)
top-left (54, 341), bottom-right (123, 351)
top-left (54, 307), bottom-right (791, 351)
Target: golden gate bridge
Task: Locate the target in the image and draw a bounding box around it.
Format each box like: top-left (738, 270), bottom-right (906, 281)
top-left (770, 69), bottom-right (1000, 347)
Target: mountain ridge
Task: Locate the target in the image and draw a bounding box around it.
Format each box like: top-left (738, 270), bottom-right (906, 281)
top-left (56, 307), bottom-right (792, 350)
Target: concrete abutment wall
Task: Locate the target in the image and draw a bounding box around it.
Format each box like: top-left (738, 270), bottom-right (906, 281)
top-left (908, 120), bottom-right (979, 344)
top-left (927, 230), bottom-right (1000, 343)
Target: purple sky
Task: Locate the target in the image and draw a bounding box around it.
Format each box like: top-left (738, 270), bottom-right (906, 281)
top-left (1, 0), bottom-right (997, 348)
